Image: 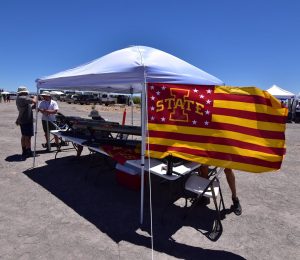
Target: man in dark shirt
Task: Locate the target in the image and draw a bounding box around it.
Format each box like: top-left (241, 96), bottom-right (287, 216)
top-left (16, 86), bottom-right (37, 158)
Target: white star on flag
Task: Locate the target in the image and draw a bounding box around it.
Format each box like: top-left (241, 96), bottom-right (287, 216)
top-left (151, 96), bottom-right (155, 101)
top-left (206, 89), bottom-right (212, 94)
top-left (156, 91), bottom-right (160, 96)
top-left (192, 120), bottom-right (197, 125)
top-left (204, 121), bottom-right (209, 126)
top-left (150, 85), bottom-right (155, 90)
top-left (193, 88), bottom-right (198, 93)
top-left (151, 106), bottom-right (155, 111)
top-left (205, 109), bottom-right (210, 115)
top-left (199, 94), bottom-right (204, 99)
top-left (151, 116), bottom-right (155, 120)
top-left (206, 99), bottom-right (211, 104)
top-left (161, 86), bottom-right (166, 90)
top-left (161, 117), bottom-right (166, 122)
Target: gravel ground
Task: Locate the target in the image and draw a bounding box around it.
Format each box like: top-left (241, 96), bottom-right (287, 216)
top-left (0, 101), bottom-right (299, 260)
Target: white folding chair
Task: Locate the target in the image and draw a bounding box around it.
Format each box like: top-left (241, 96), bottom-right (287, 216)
top-left (184, 167), bottom-right (225, 240)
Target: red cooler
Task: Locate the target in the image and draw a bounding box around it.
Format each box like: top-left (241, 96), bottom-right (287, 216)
top-left (115, 163), bottom-right (142, 191)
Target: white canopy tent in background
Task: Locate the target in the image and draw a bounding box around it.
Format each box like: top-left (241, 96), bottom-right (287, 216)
top-left (35, 45), bottom-right (224, 224)
top-left (266, 84), bottom-right (295, 100)
top-left (50, 90), bottom-right (64, 95)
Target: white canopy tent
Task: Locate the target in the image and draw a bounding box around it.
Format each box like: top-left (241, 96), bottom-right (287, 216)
top-left (35, 45), bottom-right (224, 224)
top-left (36, 45), bottom-right (223, 92)
top-left (50, 90), bottom-right (64, 95)
top-left (266, 85), bottom-right (295, 100)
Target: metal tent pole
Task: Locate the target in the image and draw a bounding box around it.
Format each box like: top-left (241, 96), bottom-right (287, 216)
top-left (136, 45), bottom-right (147, 225)
top-left (140, 82), bottom-right (146, 224)
top-left (33, 85), bottom-right (39, 168)
top-left (130, 87), bottom-right (134, 127)
top-left (138, 48), bottom-right (154, 257)
top-left (46, 120), bottom-right (51, 151)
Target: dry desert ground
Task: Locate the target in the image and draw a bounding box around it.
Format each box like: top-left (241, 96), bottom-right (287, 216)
top-left (0, 101), bottom-right (299, 260)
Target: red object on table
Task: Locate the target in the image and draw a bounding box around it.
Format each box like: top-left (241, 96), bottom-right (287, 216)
top-left (122, 108), bottom-right (126, 125)
top-left (102, 145), bottom-right (141, 165)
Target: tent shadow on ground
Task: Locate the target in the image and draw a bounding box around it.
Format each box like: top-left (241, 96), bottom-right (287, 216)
top-left (24, 153), bottom-right (245, 260)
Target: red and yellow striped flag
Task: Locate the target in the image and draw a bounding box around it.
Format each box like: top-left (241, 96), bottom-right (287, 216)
top-left (146, 83), bottom-right (287, 173)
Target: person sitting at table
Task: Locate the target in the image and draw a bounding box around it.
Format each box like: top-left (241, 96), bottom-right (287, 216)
top-left (198, 165), bottom-right (242, 216)
top-left (88, 109), bottom-right (105, 121)
top-left (74, 109), bottom-right (105, 158)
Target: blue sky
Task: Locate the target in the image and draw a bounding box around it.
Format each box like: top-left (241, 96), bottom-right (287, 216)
top-left (0, 0), bottom-right (299, 94)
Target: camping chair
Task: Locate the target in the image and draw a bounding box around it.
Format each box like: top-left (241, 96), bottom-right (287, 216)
top-left (183, 167), bottom-right (225, 241)
top-left (43, 118), bottom-right (70, 151)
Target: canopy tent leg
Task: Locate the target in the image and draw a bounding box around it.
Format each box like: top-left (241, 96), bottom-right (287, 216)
top-left (33, 85), bottom-right (39, 168)
top-left (138, 47), bottom-right (154, 258)
top-left (140, 83), bottom-right (146, 224)
top-left (46, 120), bottom-right (51, 151)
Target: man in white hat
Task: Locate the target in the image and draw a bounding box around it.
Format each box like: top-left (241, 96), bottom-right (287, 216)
top-left (38, 91), bottom-right (59, 150)
top-left (15, 86), bottom-right (37, 158)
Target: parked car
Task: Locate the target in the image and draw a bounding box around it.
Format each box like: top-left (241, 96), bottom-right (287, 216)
top-left (57, 93), bottom-right (66, 101)
top-left (117, 95), bottom-right (130, 105)
top-left (65, 94), bottom-right (79, 104)
top-left (101, 93), bottom-right (117, 106)
top-left (291, 98), bottom-right (300, 123)
top-left (74, 94), bottom-right (100, 105)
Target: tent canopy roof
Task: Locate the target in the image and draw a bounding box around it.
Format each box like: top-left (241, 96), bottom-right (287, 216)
top-left (36, 46), bottom-right (224, 93)
top-left (266, 85), bottom-right (295, 99)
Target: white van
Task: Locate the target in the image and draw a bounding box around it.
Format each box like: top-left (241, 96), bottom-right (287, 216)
top-left (101, 93), bottom-right (117, 106)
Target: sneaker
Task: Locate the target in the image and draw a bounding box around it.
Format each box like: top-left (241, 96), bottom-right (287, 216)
top-left (232, 197), bottom-right (242, 216)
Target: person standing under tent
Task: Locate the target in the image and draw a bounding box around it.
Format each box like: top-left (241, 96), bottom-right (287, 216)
top-left (38, 91), bottom-right (60, 150)
top-left (15, 86), bottom-right (37, 158)
top-left (198, 165), bottom-right (242, 216)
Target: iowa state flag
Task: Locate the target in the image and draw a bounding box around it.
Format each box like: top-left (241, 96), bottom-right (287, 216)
top-left (146, 83), bottom-right (287, 173)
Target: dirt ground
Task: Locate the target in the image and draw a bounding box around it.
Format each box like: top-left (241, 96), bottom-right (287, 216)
top-left (0, 101), bottom-right (299, 260)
